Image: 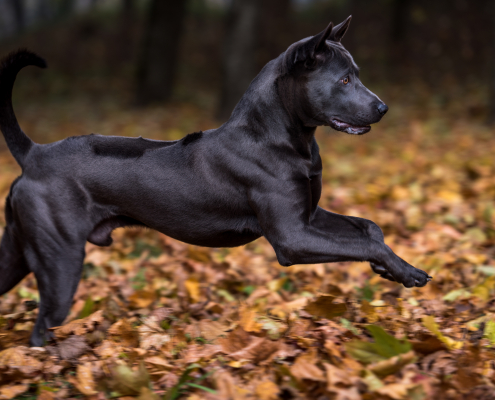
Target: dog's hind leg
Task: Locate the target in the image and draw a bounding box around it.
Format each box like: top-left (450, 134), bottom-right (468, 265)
top-left (0, 228), bottom-right (30, 296)
top-left (26, 238), bottom-right (86, 347)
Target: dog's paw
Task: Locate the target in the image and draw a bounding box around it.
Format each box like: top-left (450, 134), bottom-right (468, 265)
top-left (371, 262), bottom-right (432, 288)
top-left (370, 263), bottom-right (396, 282)
top-left (397, 263), bottom-right (432, 288)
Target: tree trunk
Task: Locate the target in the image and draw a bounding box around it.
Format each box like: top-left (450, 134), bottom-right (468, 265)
top-left (7, 0), bottom-right (25, 34)
top-left (217, 0), bottom-right (261, 121)
top-left (134, 0), bottom-right (187, 105)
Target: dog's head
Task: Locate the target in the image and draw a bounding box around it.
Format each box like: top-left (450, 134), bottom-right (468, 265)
top-left (279, 16), bottom-right (387, 134)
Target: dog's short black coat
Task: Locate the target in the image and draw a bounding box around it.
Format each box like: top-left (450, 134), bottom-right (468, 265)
top-left (0, 17), bottom-right (431, 346)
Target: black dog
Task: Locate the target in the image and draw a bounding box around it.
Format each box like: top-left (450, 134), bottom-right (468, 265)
top-left (0, 17), bottom-right (431, 346)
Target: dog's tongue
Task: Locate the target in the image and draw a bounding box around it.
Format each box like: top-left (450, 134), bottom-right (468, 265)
top-left (330, 119), bottom-right (371, 135)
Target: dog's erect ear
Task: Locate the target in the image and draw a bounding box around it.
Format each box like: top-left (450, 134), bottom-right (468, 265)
top-left (313, 21), bottom-right (334, 54)
top-left (330, 15), bottom-right (352, 42)
top-left (282, 21), bottom-right (335, 73)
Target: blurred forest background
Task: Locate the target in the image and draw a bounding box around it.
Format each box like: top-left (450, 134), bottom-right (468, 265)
top-left (1, 1), bottom-right (495, 399)
top-left (0, 0), bottom-right (494, 126)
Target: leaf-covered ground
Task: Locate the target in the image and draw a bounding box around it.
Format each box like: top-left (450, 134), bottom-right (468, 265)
top-left (0, 99), bottom-right (495, 400)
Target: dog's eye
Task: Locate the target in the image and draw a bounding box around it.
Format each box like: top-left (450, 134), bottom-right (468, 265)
top-left (342, 77), bottom-right (349, 85)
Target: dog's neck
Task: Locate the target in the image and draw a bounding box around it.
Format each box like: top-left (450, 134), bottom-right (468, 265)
top-left (222, 55), bottom-right (317, 155)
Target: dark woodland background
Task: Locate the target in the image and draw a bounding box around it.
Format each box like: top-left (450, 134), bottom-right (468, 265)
top-left (0, 0), bottom-right (494, 131)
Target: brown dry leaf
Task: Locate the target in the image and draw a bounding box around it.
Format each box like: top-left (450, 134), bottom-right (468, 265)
top-left (214, 370), bottom-right (249, 400)
top-left (0, 347), bottom-right (26, 367)
top-left (138, 316), bottom-right (171, 350)
top-left (0, 347), bottom-right (42, 371)
top-left (219, 326), bottom-right (252, 354)
top-left (255, 380), bottom-right (280, 400)
top-left (128, 290), bottom-right (156, 309)
top-left (329, 387), bottom-right (362, 400)
top-left (57, 335), bottom-right (90, 360)
top-left (198, 319), bottom-right (229, 341)
top-left (37, 391), bottom-right (56, 400)
top-left (108, 319), bottom-right (140, 347)
top-left (183, 344), bottom-right (223, 363)
top-left (304, 295), bottom-right (347, 320)
top-left (369, 350), bottom-right (416, 378)
top-left (145, 356), bottom-right (174, 377)
top-left (376, 383), bottom-right (414, 399)
top-left (74, 362), bottom-right (98, 396)
top-left (51, 310), bottom-right (103, 339)
top-left (325, 363), bottom-right (354, 388)
top-left (94, 339), bottom-right (124, 359)
top-left (228, 336), bottom-right (280, 363)
top-left (0, 384), bottom-right (28, 400)
top-left (145, 356), bottom-right (173, 370)
top-left (290, 349), bottom-right (325, 382)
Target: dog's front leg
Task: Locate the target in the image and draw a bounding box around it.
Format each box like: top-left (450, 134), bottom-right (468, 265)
top-left (250, 183), bottom-right (431, 288)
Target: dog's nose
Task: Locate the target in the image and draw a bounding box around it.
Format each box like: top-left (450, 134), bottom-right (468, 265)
top-left (377, 103), bottom-right (388, 116)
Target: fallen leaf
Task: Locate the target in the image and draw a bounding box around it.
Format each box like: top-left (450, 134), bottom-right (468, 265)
top-left (129, 290), bottom-right (156, 309)
top-left (238, 304), bottom-right (262, 333)
top-left (304, 295), bottom-right (347, 319)
top-left (422, 316), bottom-right (463, 350)
top-left (57, 335), bottom-right (90, 360)
top-left (0, 384), bottom-right (28, 399)
top-left (369, 350), bottom-right (416, 377)
top-left (109, 363), bottom-right (150, 397)
top-left (255, 380), bottom-right (280, 400)
top-left (185, 278), bottom-right (201, 303)
top-left (108, 319), bottom-right (140, 347)
top-left (74, 363), bottom-right (98, 396)
top-left (290, 349), bottom-right (325, 382)
top-left (345, 325), bottom-right (411, 364)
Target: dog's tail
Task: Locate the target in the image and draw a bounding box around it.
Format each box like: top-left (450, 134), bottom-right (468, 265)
top-left (0, 49), bottom-right (46, 168)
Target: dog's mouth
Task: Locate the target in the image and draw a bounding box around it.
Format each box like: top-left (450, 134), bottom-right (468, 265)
top-left (329, 119), bottom-right (371, 135)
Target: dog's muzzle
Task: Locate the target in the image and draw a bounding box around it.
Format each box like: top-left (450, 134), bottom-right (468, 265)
top-left (329, 118), bottom-right (371, 135)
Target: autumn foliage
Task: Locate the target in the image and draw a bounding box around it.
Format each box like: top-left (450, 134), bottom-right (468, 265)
top-left (0, 101), bottom-right (494, 399)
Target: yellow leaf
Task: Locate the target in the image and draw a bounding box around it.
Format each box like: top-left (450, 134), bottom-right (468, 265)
top-left (422, 315), bottom-right (462, 350)
top-left (75, 363), bottom-right (98, 396)
top-left (472, 276), bottom-right (495, 301)
top-left (268, 278), bottom-right (286, 292)
top-left (238, 304), bottom-right (262, 333)
top-left (361, 300), bottom-right (379, 323)
top-left (185, 278), bottom-right (201, 303)
top-left (255, 380), bottom-right (280, 400)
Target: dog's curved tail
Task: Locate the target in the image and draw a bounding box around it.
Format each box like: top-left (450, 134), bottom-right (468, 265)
top-left (0, 49), bottom-right (46, 168)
